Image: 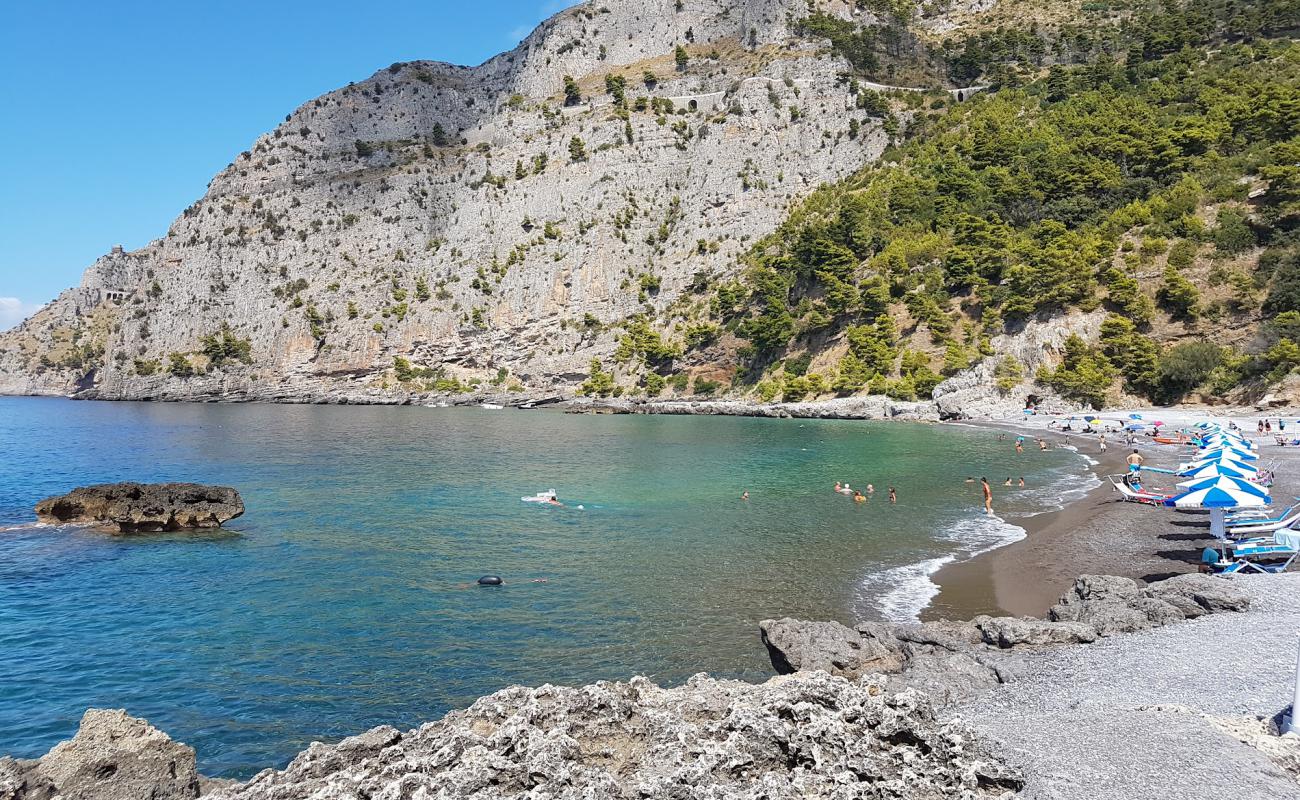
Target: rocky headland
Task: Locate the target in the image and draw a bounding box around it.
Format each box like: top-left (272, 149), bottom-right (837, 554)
top-left (33, 482), bottom-right (244, 532)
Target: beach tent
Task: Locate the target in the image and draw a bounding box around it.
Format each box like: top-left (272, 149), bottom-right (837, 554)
top-left (1173, 481), bottom-right (1270, 541)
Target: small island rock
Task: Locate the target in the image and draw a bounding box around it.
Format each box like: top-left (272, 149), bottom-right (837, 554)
top-left (34, 482), bottom-right (243, 532)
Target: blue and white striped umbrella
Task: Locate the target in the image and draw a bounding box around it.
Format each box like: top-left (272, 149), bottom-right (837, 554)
top-left (1194, 446), bottom-right (1258, 461)
top-left (1179, 461), bottom-right (1259, 480)
top-left (1181, 455), bottom-right (1259, 473)
top-left (1174, 474), bottom-right (1271, 499)
top-left (1202, 434), bottom-right (1255, 450)
top-left (1173, 480), bottom-right (1269, 540)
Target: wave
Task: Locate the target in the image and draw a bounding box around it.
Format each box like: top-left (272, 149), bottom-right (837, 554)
top-left (856, 512), bottom-right (1027, 623)
top-left (856, 555), bottom-right (956, 623)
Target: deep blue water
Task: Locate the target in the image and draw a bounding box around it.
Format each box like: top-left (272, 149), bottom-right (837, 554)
top-left (0, 397), bottom-right (1091, 776)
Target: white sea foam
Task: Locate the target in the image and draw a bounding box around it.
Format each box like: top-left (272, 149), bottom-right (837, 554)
top-left (857, 555), bottom-right (957, 623)
top-left (857, 512), bottom-right (1028, 623)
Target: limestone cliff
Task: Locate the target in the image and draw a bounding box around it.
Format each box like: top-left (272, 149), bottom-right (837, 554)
top-left (0, 0), bottom-right (985, 403)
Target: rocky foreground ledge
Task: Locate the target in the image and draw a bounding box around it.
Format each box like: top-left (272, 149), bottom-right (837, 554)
top-left (34, 482), bottom-right (243, 532)
top-left (4, 573), bottom-right (1297, 799)
top-left (1, 673), bottom-right (1020, 800)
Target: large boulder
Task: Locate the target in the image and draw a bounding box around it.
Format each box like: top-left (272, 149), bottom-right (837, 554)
top-left (974, 616), bottom-right (1099, 648)
top-left (1146, 572), bottom-right (1252, 616)
top-left (758, 618), bottom-right (866, 677)
top-left (34, 483), bottom-right (243, 532)
top-left (208, 671), bottom-right (1022, 799)
top-left (5, 709), bottom-right (201, 800)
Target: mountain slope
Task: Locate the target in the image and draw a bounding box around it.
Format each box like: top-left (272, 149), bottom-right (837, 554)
top-left (0, 0), bottom-right (975, 402)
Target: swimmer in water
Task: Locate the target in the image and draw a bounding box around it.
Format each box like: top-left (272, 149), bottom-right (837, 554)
top-left (888, 486), bottom-right (897, 504)
top-left (741, 490), bottom-right (749, 500)
top-left (834, 482), bottom-right (842, 493)
top-left (866, 483), bottom-right (874, 494)
top-left (853, 490), bottom-right (865, 503)
top-left (1018, 477), bottom-right (1025, 487)
top-left (1003, 477), bottom-right (1012, 486)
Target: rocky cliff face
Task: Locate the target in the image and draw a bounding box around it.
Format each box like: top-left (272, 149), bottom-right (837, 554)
top-left (0, 0), bottom-right (974, 403)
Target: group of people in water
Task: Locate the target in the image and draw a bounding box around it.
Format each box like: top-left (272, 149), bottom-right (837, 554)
top-left (832, 481), bottom-right (896, 504)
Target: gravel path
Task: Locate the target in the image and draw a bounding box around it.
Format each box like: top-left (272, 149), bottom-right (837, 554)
top-left (954, 574), bottom-right (1300, 799)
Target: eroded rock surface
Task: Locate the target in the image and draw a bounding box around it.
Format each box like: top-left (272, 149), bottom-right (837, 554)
top-left (209, 671), bottom-right (1021, 800)
top-left (34, 482), bottom-right (244, 532)
top-left (762, 573), bottom-right (1252, 704)
top-left (2, 709), bottom-right (201, 800)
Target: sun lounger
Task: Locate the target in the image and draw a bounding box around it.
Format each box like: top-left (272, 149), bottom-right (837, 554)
top-left (1205, 530), bottom-right (1300, 573)
top-left (1227, 498), bottom-right (1300, 524)
top-left (1227, 506), bottom-right (1300, 536)
top-left (1108, 475), bottom-right (1174, 506)
top-left (1203, 546), bottom-right (1298, 574)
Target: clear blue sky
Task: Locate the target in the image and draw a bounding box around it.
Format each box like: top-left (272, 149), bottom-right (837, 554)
top-left (0, 0), bottom-right (570, 328)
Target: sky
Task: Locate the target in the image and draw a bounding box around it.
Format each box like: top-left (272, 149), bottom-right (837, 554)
top-left (0, 0), bottom-right (573, 330)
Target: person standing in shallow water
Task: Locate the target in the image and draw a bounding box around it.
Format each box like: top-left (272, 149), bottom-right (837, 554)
top-left (980, 477), bottom-right (993, 515)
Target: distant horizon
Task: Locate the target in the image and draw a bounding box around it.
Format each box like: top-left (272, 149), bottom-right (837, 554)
top-left (0, 0), bottom-right (575, 330)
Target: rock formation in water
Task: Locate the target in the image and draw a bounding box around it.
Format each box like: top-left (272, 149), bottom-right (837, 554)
top-left (34, 482), bottom-right (244, 531)
top-left (0, 0), bottom-right (989, 405)
top-left (760, 573), bottom-right (1252, 704)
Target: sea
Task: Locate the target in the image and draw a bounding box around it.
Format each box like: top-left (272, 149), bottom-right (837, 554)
top-left (0, 397), bottom-right (1096, 777)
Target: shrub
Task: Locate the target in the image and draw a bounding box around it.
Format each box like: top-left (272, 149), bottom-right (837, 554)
top-left (199, 325), bottom-right (254, 367)
top-left (133, 358), bottom-right (160, 376)
top-left (993, 356), bottom-right (1024, 393)
top-left (1156, 341), bottom-right (1223, 402)
top-left (1156, 265), bottom-right (1200, 319)
top-left (167, 352), bottom-right (194, 377)
top-left (579, 359), bottom-right (616, 397)
top-left (1212, 207), bottom-right (1255, 255)
top-left (692, 377), bottom-right (720, 395)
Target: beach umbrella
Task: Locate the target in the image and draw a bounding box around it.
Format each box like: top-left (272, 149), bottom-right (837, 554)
top-left (1172, 482), bottom-right (1270, 542)
top-left (1185, 452), bottom-right (1253, 473)
top-left (1178, 461), bottom-right (1259, 480)
top-left (1174, 474), bottom-right (1271, 500)
top-left (1194, 446), bottom-right (1258, 461)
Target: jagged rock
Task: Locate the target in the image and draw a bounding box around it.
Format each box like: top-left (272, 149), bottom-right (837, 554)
top-left (1146, 572), bottom-right (1252, 616)
top-left (34, 482), bottom-right (243, 532)
top-left (0, 758), bottom-right (28, 800)
top-left (763, 574), bottom-right (1251, 708)
top-left (974, 616), bottom-right (1099, 648)
top-left (758, 618), bottom-right (863, 676)
top-left (17, 709), bottom-right (201, 800)
top-left (209, 671), bottom-right (1023, 799)
top-left (1048, 574), bottom-right (1171, 635)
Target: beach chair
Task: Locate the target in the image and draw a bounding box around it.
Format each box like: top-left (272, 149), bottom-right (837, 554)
top-left (1108, 476), bottom-right (1174, 506)
top-left (1226, 506), bottom-right (1300, 537)
top-left (1226, 497), bottom-right (1300, 524)
top-left (1203, 546), bottom-right (1298, 574)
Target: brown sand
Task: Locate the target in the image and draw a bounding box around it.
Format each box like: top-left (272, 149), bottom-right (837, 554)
top-left (926, 428), bottom-right (1299, 621)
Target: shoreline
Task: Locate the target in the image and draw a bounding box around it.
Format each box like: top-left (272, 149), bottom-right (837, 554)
top-left (927, 411), bottom-right (1300, 621)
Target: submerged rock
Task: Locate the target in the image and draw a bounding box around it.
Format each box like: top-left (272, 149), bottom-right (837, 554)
top-left (209, 671), bottom-right (1021, 799)
top-left (34, 482), bottom-right (243, 532)
top-left (3, 709), bottom-right (201, 800)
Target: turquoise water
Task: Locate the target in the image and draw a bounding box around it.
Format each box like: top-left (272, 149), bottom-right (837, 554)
top-left (0, 397), bottom-right (1092, 777)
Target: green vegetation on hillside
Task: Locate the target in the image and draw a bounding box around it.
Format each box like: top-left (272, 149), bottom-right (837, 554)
top-left (705, 2), bottom-right (1300, 408)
